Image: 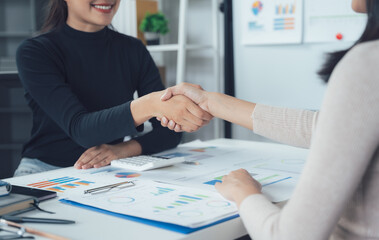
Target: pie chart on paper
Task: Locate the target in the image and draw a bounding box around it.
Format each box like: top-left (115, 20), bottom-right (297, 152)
top-left (115, 172), bottom-right (141, 178)
top-left (252, 1), bottom-right (263, 16)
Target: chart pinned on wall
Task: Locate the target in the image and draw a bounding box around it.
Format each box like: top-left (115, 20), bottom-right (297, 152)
top-left (241, 0), bottom-right (304, 45)
top-left (304, 0), bottom-right (367, 43)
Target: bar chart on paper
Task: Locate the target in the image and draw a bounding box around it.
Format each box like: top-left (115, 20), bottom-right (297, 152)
top-left (27, 176), bottom-right (95, 193)
top-left (67, 181), bottom-right (238, 228)
top-left (241, 0), bottom-right (303, 45)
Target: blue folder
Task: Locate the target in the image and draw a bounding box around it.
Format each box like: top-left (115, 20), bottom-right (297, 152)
top-left (60, 199), bottom-right (239, 234)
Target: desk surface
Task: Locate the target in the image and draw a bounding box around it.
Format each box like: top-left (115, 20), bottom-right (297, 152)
top-left (4, 139), bottom-right (296, 240)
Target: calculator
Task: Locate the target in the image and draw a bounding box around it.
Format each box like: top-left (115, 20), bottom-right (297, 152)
top-left (110, 155), bottom-right (185, 171)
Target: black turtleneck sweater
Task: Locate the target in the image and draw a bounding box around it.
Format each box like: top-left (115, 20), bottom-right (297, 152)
top-left (16, 24), bottom-right (181, 167)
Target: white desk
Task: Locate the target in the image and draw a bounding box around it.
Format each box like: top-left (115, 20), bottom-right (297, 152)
top-left (4, 139), bottom-right (299, 240)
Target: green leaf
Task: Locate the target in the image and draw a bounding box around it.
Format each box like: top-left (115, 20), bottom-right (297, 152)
top-left (139, 11), bottom-right (169, 35)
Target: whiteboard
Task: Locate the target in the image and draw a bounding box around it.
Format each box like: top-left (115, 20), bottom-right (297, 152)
top-left (232, 0), bottom-right (361, 140)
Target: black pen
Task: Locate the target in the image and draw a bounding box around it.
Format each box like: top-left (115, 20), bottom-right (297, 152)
top-left (1, 216), bottom-right (75, 224)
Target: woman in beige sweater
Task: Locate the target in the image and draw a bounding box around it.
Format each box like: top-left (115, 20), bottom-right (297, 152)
top-left (158, 0), bottom-right (379, 239)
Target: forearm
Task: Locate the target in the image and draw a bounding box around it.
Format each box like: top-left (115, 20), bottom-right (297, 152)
top-left (204, 92), bottom-right (317, 148)
top-left (252, 105), bottom-right (318, 148)
top-left (206, 92), bottom-right (256, 130)
top-left (70, 102), bottom-right (140, 148)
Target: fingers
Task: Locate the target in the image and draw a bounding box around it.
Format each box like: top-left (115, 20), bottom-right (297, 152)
top-left (158, 94), bottom-right (211, 132)
top-left (74, 144), bottom-right (117, 169)
top-left (160, 83), bottom-right (204, 101)
top-left (186, 102), bottom-right (213, 121)
top-left (160, 88), bottom-right (174, 101)
top-left (93, 156), bottom-right (114, 168)
top-left (81, 154), bottom-right (109, 169)
top-left (214, 181), bottom-right (222, 191)
top-left (179, 118), bottom-right (201, 132)
top-left (160, 108), bottom-right (202, 132)
top-left (174, 124), bottom-right (182, 132)
top-left (180, 102), bottom-right (206, 128)
top-left (74, 147), bottom-right (101, 169)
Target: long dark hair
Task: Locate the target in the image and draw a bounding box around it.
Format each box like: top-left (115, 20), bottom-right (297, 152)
top-left (41, 0), bottom-right (68, 33)
top-left (318, 0), bottom-right (379, 82)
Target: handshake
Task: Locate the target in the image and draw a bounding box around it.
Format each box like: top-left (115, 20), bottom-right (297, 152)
top-left (155, 83), bottom-right (212, 133)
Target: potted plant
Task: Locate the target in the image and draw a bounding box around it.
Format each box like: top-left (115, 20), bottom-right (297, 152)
top-left (139, 12), bottom-right (169, 45)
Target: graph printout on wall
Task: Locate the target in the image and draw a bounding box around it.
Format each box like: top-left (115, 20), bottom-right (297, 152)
top-left (304, 0), bottom-right (366, 43)
top-left (240, 0), bottom-right (303, 45)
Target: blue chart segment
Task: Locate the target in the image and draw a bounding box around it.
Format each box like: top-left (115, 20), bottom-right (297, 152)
top-left (203, 180), bottom-right (222, 185)
top-left (49, 177), bottom-right (80, 184)
top-left (157, 152), bottom-right (191, 158)
top-left (48, 186), bottom-right (66, 192)
top-left (261, 177), bottom-right (292, 187)
top-left (151, 187), bottom-right (175, 196)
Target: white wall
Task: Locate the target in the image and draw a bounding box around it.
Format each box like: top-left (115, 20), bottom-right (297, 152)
top-left (232, 1), bottom-right (355, 142)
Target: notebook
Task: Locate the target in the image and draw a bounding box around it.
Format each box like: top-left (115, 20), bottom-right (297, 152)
top-left (0, 193), bottom-right (36, 216)
top-left (11, 185), bottom-right (57, 202)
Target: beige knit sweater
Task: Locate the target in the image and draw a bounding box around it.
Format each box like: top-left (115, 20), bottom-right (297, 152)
top-left (240, 41), bottom-right (379, 240)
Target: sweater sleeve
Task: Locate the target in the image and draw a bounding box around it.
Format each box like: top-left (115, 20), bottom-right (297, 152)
top-left (252, 104), bottom-right (319, 149)
top-left (16, 39), bottom-right (139, 148)
top-left (131, 41), bottom-right (182, 154)
top-left (239, 43), bottom-right (379, 240)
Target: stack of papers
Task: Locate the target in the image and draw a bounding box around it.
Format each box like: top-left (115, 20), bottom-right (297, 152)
top-left (9, 139), bottom-right (308, 231)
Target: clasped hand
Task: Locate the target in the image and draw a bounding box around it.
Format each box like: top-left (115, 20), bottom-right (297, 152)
top-left (157, 83), bottom-right (210, 132)
top-left (152, 91), bottom-right (212, 133)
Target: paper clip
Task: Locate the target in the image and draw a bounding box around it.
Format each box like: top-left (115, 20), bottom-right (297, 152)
top-left (83, 181), bottom-right (135, 194)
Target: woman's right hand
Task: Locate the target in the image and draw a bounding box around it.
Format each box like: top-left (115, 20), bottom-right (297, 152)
top-left (158, 83), bottom-right (211, 131)
top-left (152, 92), bottom-right (212, 132)
top-left (161, 83), bottom-right (209, 112)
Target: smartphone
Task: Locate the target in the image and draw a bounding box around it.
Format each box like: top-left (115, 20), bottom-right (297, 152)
top-left (11, 185), bottom-right (57, 201)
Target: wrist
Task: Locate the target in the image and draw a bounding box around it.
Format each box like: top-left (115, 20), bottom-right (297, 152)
top-left (114, 140), bottom-right (142, 159)
top-left (145, 91), bottom-right (165, 117)
top-left (206, 92), bottom-right (219, 115)
top-left (131, 92), bottom-right (162, 126)
top-left (234, 188), bottom-right (261, 208)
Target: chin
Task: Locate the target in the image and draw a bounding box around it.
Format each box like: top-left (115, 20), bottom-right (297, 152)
top-left (93, 20), bottom-right (113, 27)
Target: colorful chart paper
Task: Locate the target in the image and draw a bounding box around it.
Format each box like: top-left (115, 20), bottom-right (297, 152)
top-left (115, 172), bottom-right (141, 178)
top-left (27, 176), bottom-right (94, 193)
top-left (240, 0), bottom-right (303, 45)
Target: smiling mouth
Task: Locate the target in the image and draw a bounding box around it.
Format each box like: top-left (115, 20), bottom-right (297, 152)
top-left (91, 3), bottom-right (114, 13)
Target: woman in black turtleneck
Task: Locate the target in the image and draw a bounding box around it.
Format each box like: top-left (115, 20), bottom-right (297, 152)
top-left (14, 0), bottom-right (210, 176)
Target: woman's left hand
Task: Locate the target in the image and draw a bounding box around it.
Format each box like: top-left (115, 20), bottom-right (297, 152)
top-left (74, 144), bottom-right (121, 169)
top-left (215, 169), bottom-right (262, 207)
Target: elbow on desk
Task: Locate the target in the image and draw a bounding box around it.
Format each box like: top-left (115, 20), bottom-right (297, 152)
top-left (67, 114), bottom-right (113, 149)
